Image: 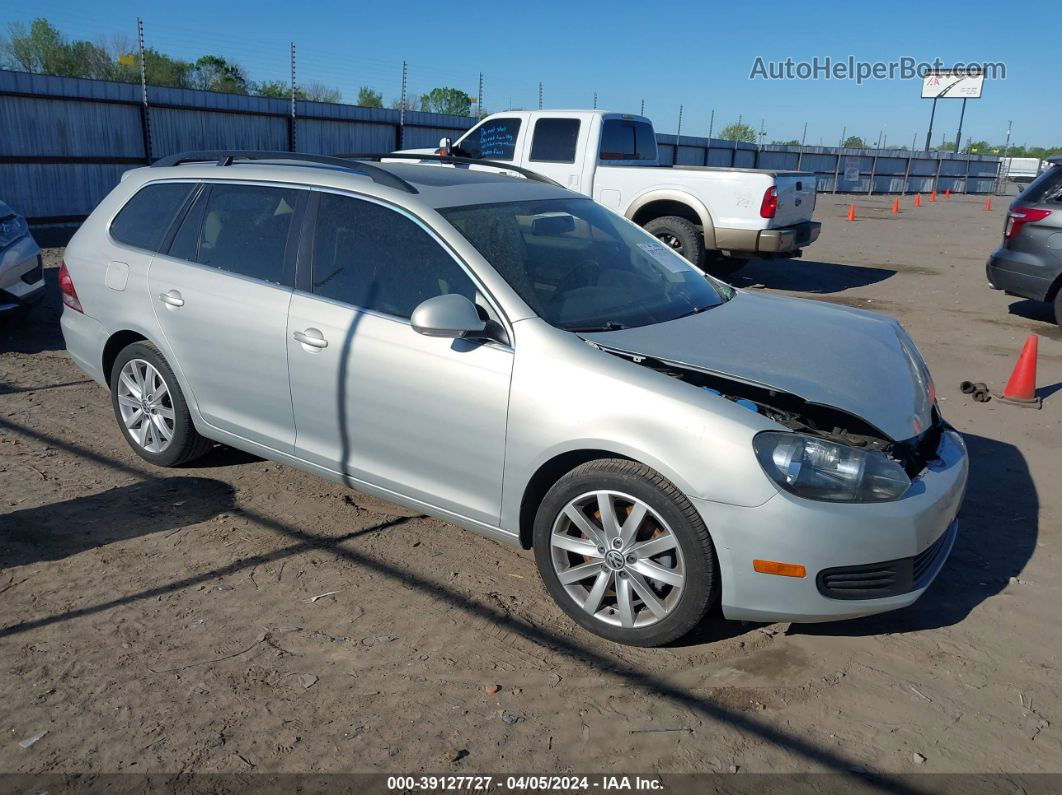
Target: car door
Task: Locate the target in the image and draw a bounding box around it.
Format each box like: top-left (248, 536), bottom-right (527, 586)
top-left (286, 190), bottom-right (513, 526)
top-left (148, 182), bottom-right (305, 453)
top-left (518, 115), bottom-right (590, 192)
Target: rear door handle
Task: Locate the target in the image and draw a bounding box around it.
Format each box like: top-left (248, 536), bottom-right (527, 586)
top-left (159, 290), bottom-right (184, 307)
top-left (293, 328), bottom-right (328, 349)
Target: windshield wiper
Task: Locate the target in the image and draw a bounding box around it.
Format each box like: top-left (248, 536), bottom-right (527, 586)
top-left (566, 321), bottom-right (627, 332)
top-left (674, 304), bottom-right (716, 319)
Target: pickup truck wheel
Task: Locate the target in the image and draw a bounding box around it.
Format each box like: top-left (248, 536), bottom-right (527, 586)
top-left (644, 217), bottom-right (705, 267)
top-left (704, 254), bottom-right (749, 277)
top-left (533, 458), bottom-right (717, 647)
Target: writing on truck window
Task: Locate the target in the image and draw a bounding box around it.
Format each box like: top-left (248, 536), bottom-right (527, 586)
top-left (459, 119), bottom-right (522, 160)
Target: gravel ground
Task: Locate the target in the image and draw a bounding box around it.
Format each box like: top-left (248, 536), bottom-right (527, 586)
top-left (0, 194), bottom-right (1059, 779)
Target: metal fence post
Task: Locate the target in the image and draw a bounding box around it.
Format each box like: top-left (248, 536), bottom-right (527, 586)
top-left (867, 154), bottom-right (877, 195)
top-left (933, 156), bottom-right (942, 194)
top-left (398, 60), bottom-right (408, 149)
top-left (289, 42), bottom-right (296, 152)
top-left (832, 151), bottom-right (841, 194)
top-left (136, 17), bottom-right (152, 163)
top-left (901, 150), bottom-right (912, 194)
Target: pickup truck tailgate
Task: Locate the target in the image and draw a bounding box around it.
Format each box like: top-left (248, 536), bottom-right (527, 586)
top-left (773, 174), bottom-right (817, 226)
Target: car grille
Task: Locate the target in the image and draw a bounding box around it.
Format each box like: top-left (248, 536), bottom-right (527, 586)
top-left (20, 255), bottom-right (43, 285)
top-left (816, 521), bottom-right (956, 600)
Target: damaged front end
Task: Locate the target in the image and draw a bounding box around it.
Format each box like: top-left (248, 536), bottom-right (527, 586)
top-left (595, 344), bottom-right (945, 480)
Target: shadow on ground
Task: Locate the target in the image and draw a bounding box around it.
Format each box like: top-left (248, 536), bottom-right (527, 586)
top-left (791, 432), bottom-right (1037, 639)
top-left (0, 265), bottom-right (64, 355)
top-left (1007, 299), bottom-right (1062, 340)
top-left (731, 260), bottom-right (895, 294)
top-left (0, 477), bottom-right (234, 567)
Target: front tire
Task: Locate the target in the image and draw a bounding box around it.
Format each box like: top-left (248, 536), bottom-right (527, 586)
top-left (533, 459), bottom-right (717, 647)
top-left (1054, 289), bottom-right (1062, 328)
top-left (643, 216), bottom-right (705, 268)
top-left (109, 341), bottom-right (212, 467)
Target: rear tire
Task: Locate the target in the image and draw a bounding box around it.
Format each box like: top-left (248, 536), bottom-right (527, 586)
top-left (1053, 289), bottom-right (1062, 328)
top-left (643, 216), bottom-right (705, 268)
top-left (533, 458), bottom-right (717, 647)
top-left (109, 341), bottom-right (212, 467)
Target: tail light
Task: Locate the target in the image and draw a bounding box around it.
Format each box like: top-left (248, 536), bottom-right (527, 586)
top-left (760, 186), bottom-right (778, 219)
top-left (1004, 208), bottom-right (1051, 241)
top-left (58, 260), bottom-right (83, 313)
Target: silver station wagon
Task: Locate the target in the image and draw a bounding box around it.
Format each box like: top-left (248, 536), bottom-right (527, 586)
top-left (60, 151), bottom-right (968, 646)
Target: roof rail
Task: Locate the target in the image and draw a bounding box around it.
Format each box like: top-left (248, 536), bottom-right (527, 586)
top-left (341, 153), bottom-right (564, 188)
top-left (150, 150), bottom-right (418, 194)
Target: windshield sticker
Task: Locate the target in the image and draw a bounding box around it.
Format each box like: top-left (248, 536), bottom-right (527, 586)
top-left (638, 242), bottom-right (688, 273)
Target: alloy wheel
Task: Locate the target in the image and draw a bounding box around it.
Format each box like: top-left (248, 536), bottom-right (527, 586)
top-left (116, 358), bottom-right (175, 453)
top-left (549, 490), bottom-right (686, 628)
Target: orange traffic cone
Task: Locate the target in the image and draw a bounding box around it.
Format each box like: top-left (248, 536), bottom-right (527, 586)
top-left (914, 194), bottom-right (922, 207)
top-left (891, 198), bottom-right (900, 214)
top-left (930, 190), bottom-right (937, 202)
top-left (945, 188), bottom-right (951, 199)
top-left (1000, 334), bottom-right (1042, 408)
top-left (846, 203), bottom-right (856, 221)
top-left (984, 197), bottom-right (992, 211)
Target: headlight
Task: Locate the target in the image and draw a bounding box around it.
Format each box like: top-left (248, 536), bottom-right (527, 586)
top-left (753, 431), bottom-right (911, 503)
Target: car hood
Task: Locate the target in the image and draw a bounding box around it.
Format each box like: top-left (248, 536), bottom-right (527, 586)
top-left (581, 291), bottom-right (934, 442)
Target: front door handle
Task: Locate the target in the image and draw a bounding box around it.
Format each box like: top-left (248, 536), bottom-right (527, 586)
top-left (293, 328), bottom-right (328, 349)
top-left (159, 290), bottom-right (184, 307)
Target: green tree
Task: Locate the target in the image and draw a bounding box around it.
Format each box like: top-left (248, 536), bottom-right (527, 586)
top-left (719, 122), bottom-right (757, 143)
top-left (420, 86), bottom-right (474, 116)
top-left (254, 80), bottom-right (291, 98)
top-left (841, 135), bottom-right (866, 148)
top-left (964, 140), bottom-right (992, 154)
top-left (1, 18), bottom-right (112, 78)
top-left (935, 142), bottom-right (957, 152)
top-left (192, 55), bottom-right (248, 93)
top-left (357, 85), bottom-right (383, 108)
top-left (771, 139), bottom-right (801, 146)
top-left (114, 48), bottom-right (194, 88)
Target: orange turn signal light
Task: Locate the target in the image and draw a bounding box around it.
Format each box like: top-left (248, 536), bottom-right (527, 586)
top-left (753, 559), bottom-right (807, 578)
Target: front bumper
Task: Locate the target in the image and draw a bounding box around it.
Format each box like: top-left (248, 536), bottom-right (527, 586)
top-left (985, 246), bottom-right (1058, 303)
top-left (0, 234), bottom-right (45, 313)
top-left (693, 428), bottom-right (968, 623)
top-left (715, 221), bottom-right (822, 256)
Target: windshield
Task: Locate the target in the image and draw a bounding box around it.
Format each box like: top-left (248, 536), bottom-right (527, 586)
top-left (439, 198), bottom-right (730, 331)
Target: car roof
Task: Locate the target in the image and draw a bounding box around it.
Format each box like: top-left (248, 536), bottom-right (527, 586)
top-left (130, 157), bottom-right (577, 210)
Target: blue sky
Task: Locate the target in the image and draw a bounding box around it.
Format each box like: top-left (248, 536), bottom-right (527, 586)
top-left (3, 0), bottom-right (1057, 147)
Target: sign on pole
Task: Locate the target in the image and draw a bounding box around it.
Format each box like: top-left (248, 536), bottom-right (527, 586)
top-left (921, 72), bottom-right (984, 99)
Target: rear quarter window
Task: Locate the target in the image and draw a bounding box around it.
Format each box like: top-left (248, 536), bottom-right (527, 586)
top-left (1020, 165), bottom-right (1062, 205)
top-left (109, 182), bottom-right (193, 252)
top-left (599, 119), bottom-right (657, 162)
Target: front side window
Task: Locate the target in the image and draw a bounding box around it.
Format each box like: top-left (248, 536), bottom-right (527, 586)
top-left (455, 118), bottom-right (522, 161)
top-left (311, 193), bottom-right (476, 319)
top-left (599, 119), bottom-right (657, 161)
top-left (440, 198), bottom-right (728, 332)
top-left (191, 184), bottom-right (300, 284)
top-left (110, 182), bottom-right (193, 252)
top-left (530, 118), bottom-right (581, 163)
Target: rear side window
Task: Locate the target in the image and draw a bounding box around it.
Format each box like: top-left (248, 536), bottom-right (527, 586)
top-left (599, 119), bottom-right (657, 161)
top-left (311, 192), bottom-right (476, 319)
top-left (1021, 165), bottom-right (1062, 205)
top-left (191, 184), bottom-right (300, 284)
top-left (530, 118), bottom-right (581, 163)
top-left (456, 118), bottom-right (522, 161)
top-left (110, 183), bottom-right (193, 252)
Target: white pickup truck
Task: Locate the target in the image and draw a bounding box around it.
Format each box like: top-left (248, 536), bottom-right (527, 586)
top-left (400, 110), bottom-right (820, 274)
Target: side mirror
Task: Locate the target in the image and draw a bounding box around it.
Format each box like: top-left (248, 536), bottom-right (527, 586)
top-left (437, 137), bottom-right (453, 156)
top-left (410, 294), bottom-right (487, 339)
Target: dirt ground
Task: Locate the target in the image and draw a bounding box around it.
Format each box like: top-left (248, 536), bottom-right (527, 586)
top-left (1, 194), bottom-right (1059, 781)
